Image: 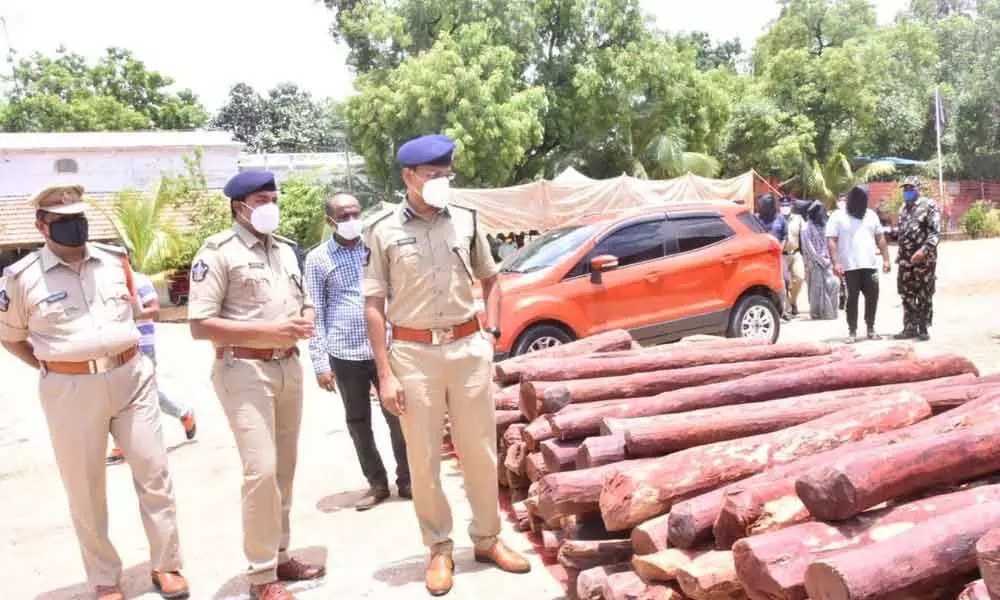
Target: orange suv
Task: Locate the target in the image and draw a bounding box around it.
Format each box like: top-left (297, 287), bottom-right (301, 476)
top-left (493, 202), bottom-right (785, 359)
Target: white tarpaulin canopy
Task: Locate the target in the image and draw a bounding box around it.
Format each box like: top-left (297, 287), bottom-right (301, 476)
top-left (365, 170), bottom-right (756, 234)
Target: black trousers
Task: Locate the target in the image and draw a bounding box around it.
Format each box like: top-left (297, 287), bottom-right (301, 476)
top-left (844, 268), bottom-right (879, 333)
top-left (330, 356), bottom-right (410, 489)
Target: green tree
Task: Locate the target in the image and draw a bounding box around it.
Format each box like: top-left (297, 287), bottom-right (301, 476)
top-left (275, 174), bottom-right (334, 251)
top-left (0, 47), bottom-right (208, 132)
top-left (212, 82), bottom-right (347, 153)
top-left (330, 0), bottom-right (730, 188)
top-left (675, 31), bottom-right (745, 71)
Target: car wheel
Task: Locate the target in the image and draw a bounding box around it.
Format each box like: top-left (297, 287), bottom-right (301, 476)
top-left (511, 324), bottom-right (575, 357)
top-left (727, 294), bottom-right (780, 343)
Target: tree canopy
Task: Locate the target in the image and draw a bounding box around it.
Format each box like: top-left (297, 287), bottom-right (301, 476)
top-left (0, 47), bottom-right (208, 132)
top-left (327, 0), bottom-right (1000, 197)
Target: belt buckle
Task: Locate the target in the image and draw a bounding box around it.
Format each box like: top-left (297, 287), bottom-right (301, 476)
top-left (271, 348), bottom-right (285, 360)
top-left (431, 328), bottom-right (454, 345)
top-left (90, 356), bottom-right (113, 374)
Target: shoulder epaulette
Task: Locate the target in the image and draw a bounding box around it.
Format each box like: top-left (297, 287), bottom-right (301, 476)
top-left (368, 210), bottom-right (394, 230)
top-left (91, 241), bottom-right (128, 255)
top-left (450, 203), bottom-right (479, 250)
top-left (204, 230), bottom-right (238, 250)
top-left (3, 252), bottom-right (40, 278)
top-left (272, 233), bottom-right (296, 246)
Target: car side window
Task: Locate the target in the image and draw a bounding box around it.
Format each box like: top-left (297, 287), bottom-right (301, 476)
top-left (674, 216), bottom-right (735, 253)
top-left (737, 211), bottom-right (767, 233)
top-left (566, 219), bottom-right (666, 278)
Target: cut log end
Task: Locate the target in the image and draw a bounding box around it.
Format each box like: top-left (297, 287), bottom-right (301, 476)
top-left (632, 514), bottom-right (671, 555)
top-left (577, 563), bottom-right (634, 600)
top-left (803, 562), bottom-right (852, 600)
top-left (713, 488), bottom-right (764, 550)
top-left (577, 433), bottom-right (628, 469)
top-left (602, 570), bottom-right (647, 600)
top-left (976, 527), bottom-right (1000, 600)
top-left (958, 580), bottom-right (990, 600)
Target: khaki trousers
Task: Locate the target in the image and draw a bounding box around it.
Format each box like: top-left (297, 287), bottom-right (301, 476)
top-left (787, 251), bottom-right (806, 307)
top-left (211, 354), bottom-right (304, 585)
top-left (39, 353), bottom-right (182, 587)
top-left (390, 331), bottom-right (500, 556)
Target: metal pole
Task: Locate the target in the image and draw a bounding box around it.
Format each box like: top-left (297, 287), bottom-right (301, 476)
top-left (935, 86), bottom-right (945, 205)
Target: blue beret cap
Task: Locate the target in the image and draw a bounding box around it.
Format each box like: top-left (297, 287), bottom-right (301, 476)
top-left (780, 195), bottom-right (793, 206)
top-left (223, 170), bottom-right (277, 199)
top-left (397, 134), bottom-right (455, 168)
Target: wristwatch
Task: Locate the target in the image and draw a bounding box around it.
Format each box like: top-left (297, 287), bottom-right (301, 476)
top-left (485, 326), bottom-right (501, 339)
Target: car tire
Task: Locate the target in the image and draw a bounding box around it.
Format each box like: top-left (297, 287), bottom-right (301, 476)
top-left (727, 294), bottom-right (781, 343)
top-left (511, 324), bottom-right (575, 357)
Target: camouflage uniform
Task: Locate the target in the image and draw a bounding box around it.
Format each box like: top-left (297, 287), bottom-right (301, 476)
top-left (896, 197), bottom-right (941, 336)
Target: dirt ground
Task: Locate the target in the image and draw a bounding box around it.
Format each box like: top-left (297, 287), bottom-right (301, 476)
top-left (2, 238), bottom-right (1000, 600)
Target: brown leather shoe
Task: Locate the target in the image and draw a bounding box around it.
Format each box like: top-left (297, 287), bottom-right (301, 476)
top-left (95, 585), bottom-right (124, 600)
top-left (474, 540), bottom-right (531, 573)
top-left (355, 486), bottom-right (391, 511)
top-left (425, 553), bottom-right (454, 596)
top-left (250, 581), bottom-right (296, 600)
top-left (151, 570), bottom-right (190, 599)
top-left (276, 557), bottom-right (326, 581)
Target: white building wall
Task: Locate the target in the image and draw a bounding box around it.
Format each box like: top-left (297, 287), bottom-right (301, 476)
top-left (0, 146), bottom-right (241, 197)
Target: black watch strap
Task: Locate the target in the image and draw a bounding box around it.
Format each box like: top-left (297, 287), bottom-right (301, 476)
top-left (486, 327), bottom-right (501, 339)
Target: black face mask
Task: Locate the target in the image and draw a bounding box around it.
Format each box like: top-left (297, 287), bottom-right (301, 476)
top-left (48, 216), bottom-right (89, 248)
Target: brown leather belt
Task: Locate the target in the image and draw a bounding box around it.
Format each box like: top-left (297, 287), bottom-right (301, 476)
top-left (392, 318), bottom-right (481, 345)
top-left (215, 346), bottom-right (299, 361)
top-left (40, 345), bottom-right (139, 375)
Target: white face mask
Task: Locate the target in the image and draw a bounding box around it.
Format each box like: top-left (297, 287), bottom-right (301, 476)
top-left (336, 217), bottom-right (364, 240)
top-left (245, 202), bottom-right (280, 235)
top-left (780, 207), bottom-right (792, 216)
top-left (837, 200), bottom-right (846, 212)
top-left (422, 176), bottom-right (451, 209)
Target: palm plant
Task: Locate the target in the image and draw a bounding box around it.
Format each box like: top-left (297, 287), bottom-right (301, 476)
top-left (636, 129), bottom-right (722, 179)
top-left (96, 184), bottom-right (185, 275)
top-left (783, 152), bottom-right (898, 200)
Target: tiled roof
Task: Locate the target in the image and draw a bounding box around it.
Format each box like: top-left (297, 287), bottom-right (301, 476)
top-left (0, 193), bottom-right (200, 250)
top-left (0, 130), bottom-right (242, 152)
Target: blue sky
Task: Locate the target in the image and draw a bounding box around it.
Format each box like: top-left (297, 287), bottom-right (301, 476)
top-left (1, 0), bottom-right (908, 111)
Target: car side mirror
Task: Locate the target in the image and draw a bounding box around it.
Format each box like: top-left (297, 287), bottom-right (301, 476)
top-left (589, 254), bottom-right (619, 284)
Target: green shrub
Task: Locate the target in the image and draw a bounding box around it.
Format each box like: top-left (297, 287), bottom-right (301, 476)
top-left (960, 200), bottom-right (1000, 239)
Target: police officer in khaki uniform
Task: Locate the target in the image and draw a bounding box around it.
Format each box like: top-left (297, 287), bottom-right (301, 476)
top-left (363, 134), bottom-right (530, 597)
top-left (186, 171), bottom-right (324, 600)
top-left (0, 185), bottom-right (188, 600)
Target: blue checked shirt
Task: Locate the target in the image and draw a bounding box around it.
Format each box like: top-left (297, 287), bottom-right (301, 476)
top-left (305, 238), bottom-right (374, 372)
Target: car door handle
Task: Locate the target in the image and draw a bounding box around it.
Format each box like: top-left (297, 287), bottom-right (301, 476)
top-left (645, 273), bottom-right (661, 283)
top-left (721, 254), bottom-right (736, 265)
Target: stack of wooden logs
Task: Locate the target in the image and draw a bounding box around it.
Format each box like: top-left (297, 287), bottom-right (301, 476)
top-left (492, 329), bottom-right (1000, 600)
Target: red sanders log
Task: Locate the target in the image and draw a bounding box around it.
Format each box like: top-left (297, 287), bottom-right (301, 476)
top-left (536, 458), bottom-right (658, 521)
top-left (633, 547), bottom-right (707, 583)
top-left (708, 393), bottom-right (1000, 549)
top-left (796, 421), bottom-right (1000, 521)
top-left (523, 417), bottom-right (556, 452)
top-left (633, 514), bottom-right (672, 555)
top-left (675, 551), bottom-right (744, 600)
top-left (637, 584), bottom-right (686, 600)
top-left (557, 539), bottom-right (635, 571)
top-left (549, 351), bottom-right (967, 441)
top-left (976, 527), bottom-right (1000, 600)
top-left (613, 380), bottom-right (987, 458)
top-left (599, 394), bottom-right (932, 532)
top-left (518, 341), bottom-right (836, 382)
top-left (603, 571), bottom-right (648, 600)
top-left (577, 563), bottom-right (633, 600)
top-left (522, 354), bottom-right (839, 419)
top-left (494, 329), bottom-right (635, 384)
top-left (803, 502), bottom-right (1000, 600)
top-left (732, 484), bottom-right (1000, 600)
top-left (959, 580), bottom-right (990, 600)
top-left (525, 452), bottom-right (549, 483)
top-left (540, 439), bottom-right (580, 473)
top-left (577, 434), bottom-right (628, 469)
top-left (495, 386), bottom-right (520, 410)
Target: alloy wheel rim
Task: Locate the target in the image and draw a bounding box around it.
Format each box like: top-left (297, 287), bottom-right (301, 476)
top-left (741, 305), bottom-right (775, 339)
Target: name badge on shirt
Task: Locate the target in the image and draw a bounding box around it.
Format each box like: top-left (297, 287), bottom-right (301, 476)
top-left (395, 237), bottom-right (417, 247)
top-left (249, 262), bottom-right (266, 269)
top-left (43, 291), bottom-right (68, 303)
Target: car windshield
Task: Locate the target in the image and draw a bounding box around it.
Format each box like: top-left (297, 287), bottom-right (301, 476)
top-left (500, 224), bottom-right (600, 274)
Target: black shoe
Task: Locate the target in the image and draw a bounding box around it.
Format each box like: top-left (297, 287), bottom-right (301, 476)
top-left (790, 305), bottom-right (799, 317)
top-left (846, 332), bottom-right (858, 344)
top-left (397, 483), bottom-right (412, 499)
top-left (893, 329), bottom-right (918, 340)
top-left (917, 328), bottom-right (930, 342)
top-left (355, 486), bottom-right (391, 511)
top-left (867, 328), bottom-right (879, 340)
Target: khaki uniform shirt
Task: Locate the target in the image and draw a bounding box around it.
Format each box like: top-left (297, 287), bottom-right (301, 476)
top-left (785, 214), bottom-right (803, 254)
top-left (187, 222), bottom-right (313, 348)
top-left (362, 202), bottom-right (498, 330)
top-left (0, 243), bottom-right (140, 362)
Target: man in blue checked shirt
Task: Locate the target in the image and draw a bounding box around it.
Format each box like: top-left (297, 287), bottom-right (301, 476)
top-left (305, 192), bottom-right (410, 511)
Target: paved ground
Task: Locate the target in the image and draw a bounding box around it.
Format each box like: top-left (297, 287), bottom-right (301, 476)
top-left (2, 238), bottom-right (1000, 600)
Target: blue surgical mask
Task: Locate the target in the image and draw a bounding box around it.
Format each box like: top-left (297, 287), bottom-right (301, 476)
top-left (903, 190), bottom-right (919, 203)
